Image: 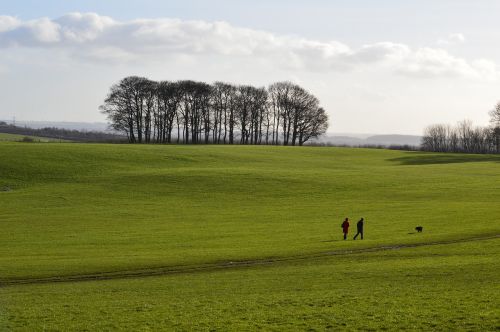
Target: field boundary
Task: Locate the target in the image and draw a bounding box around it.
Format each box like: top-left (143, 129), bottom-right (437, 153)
top-left (1, 234), bottom-right (498, 287)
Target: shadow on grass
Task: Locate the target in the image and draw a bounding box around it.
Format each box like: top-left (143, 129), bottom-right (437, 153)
top-left (389, 152), bottom-right (500, 165)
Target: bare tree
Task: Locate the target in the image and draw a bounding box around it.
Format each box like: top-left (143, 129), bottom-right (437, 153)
top-left (423, 120), bottom-right (496, 154)
top-left (422, 124), bottom-right (448, 152)
top-left (212, 82), bottom-right (237, 144)
top-left (142, 79), bottom-right (157, 143)
top-left (457, 119), bottom-right (474, 153)
top-left (490, 102), bottom-right (500, 153)
top-left (268, 82), bottom-right (328, 146)
top-left (298, 107), bottom-right (329, 145)
top-left (268, 83), bottom-right (287, 145)
top-left (235, 86), bottom-right (254, 144)
top-left (155, 81), bottom-right (181, 143)
top-left (100, 76), bottom-right (149, 143)
top-left (177, 80), bottom-right (197, 144)
top-left (490, 102), bottom-right (500, 126)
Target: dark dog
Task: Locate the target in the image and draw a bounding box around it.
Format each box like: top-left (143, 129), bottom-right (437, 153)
top-left (415, 226), bottom-right (423, 233)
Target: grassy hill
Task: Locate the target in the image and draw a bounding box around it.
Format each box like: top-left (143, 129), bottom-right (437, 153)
top-left (0, 143), bottom-right (498, 330)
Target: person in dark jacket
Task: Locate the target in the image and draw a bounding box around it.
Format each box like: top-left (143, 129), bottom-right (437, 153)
top-left (341, 218), bottom-right (350, 240)
top-left (353, 218), bottom-right (364, 240)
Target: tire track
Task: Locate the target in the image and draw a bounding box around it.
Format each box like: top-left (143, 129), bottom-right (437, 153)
top-left (1, 234), bottom-right (498, 287)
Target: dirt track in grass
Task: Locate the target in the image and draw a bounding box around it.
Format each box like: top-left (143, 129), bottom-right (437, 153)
top-left (1, 234), bottom-right (498, 287)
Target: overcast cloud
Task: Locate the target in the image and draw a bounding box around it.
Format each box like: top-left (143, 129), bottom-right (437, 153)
top-left (0, 13), bottom-right (497, 80)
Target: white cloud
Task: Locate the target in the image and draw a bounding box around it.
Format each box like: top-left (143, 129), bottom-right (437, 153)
top-left (0, 15), bottom-right (20, 32)
top-left (1, 17), bottom-right (60, 45)
top-left (55, 12), bottom-right (114, 42)
top-left (437, 33), bottom-right (466, 46)
top-left (0, 13), bottom-right (497, 80)
top-left (399, 47), bottom-right (481, 78)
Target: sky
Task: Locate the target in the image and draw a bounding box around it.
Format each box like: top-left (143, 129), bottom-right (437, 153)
top-left (1, 0), bottom-right (500, 134)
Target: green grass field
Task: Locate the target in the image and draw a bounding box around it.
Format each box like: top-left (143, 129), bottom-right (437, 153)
top-left (0, 143), bottom-right (499, 330)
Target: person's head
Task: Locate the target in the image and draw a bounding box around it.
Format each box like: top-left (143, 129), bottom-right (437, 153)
top-left (360, 218), bottom-right (364, 221)
top-left (345, 217), bottom-right (349, 221)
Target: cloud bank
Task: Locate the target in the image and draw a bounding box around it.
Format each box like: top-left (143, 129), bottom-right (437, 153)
top-left (0, 13), bottom-right (497, 79)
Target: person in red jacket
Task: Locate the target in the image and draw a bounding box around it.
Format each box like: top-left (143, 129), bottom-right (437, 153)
top-left (341, 217), bottom-right (350, 240)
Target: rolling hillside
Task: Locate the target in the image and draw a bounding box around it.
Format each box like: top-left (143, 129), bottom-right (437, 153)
top-left (0, 144), bottom-right (498, 330)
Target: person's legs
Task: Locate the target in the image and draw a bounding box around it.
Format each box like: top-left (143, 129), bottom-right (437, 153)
top-left (343, 232), bottom-right (347, 240)
top-left (354, 232), bottom-right (359, 240)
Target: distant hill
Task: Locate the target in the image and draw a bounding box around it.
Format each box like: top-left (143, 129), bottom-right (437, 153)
top-left (0, 122), bottom-right (125, 142)
top-left (363, 135), bottom-right (422, 146)
top-left (0, 121), bottom-right (111, 132)
top-left (316, 134), bottom-right (422, 147)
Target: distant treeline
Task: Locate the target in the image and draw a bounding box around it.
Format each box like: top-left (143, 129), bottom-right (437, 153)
top-left (0, 122), bottom-right (125, 142)
top-left (309, 142), bottom-right (421, 151)
top-left (422, 104), bottom-right (500, 154)
top-left (100, 77), bottom-right (329, 145)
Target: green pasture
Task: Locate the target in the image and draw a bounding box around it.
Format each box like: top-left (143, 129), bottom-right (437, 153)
top-left (0, 143), bottom-right (499, 330)
top-left (1, 143), bottom-right (499, 280)
top-left (1, 239), bottom-right (498, 331)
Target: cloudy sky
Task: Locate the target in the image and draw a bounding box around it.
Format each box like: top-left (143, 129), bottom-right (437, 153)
top-left (1, 0), bottom-right (500, 134)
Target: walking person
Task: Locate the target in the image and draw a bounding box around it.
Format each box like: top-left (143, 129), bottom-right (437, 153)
top-left (353, 218), bottom-right (364, 240)
top-left (341, 218), bottom-right (350, 240)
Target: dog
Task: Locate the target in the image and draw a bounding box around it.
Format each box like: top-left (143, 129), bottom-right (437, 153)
top-left (415, 226), bottom-right (423, 233)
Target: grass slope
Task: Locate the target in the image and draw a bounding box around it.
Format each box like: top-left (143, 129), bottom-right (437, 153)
top-left (0, 143), bottom-right (499, 330)
top-left (1, 239), bottom-right (498, 331)
top-left (0, 144), bottom-right (499, 280)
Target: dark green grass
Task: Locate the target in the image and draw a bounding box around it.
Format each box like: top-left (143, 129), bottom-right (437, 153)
top-left (1, 239), bottom-right (498, 331)
top-left (1, 144), bottom-right (499, 280)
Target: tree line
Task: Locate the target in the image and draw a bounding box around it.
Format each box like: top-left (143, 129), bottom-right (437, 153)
top-left (422, 104), bottom-right (500, 154)
top-left (100, 77), bottom-right (329, 145)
